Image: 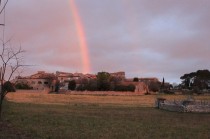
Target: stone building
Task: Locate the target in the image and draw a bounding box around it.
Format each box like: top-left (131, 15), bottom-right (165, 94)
top-left (56, 71), bottom-right (96, 90)
top-left (15, 71), bottom-right (56, 91)
top-left (110, 71), bottom-right (125, 81)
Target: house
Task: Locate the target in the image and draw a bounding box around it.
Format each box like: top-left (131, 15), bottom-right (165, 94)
top-left (139, 77), bottom-right (159, 84)
top-left (110, 71), bottom-right (125, 81)
top-left (15, 71), bottom-right (57, 91)
top-left (56, 71), bottom-right (74, 83)
top-left (56, 71), bottom-right (97, 90)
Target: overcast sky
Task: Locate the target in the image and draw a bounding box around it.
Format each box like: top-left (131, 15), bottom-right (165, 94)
top-left (1, 0), bottom-right (210, 83)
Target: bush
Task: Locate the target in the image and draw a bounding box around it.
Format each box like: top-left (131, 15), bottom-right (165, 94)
top-left (114, 84), bottom-right (135, 92)
top-left (68, 80), bottom-right (76, 90)
top-left (76, 84), bottom-right (86, 91)
top-left (133, 77), bottom-right (139, 82)
top-left (3, 81), bottom-right (16, 92)
top-left (15, 82), bottom-right (32, 90)
top-left (76, 79), bottom-right (98, 91)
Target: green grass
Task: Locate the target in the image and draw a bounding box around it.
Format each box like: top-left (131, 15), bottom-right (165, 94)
top-left (1, 100), bottom-right (210, 139)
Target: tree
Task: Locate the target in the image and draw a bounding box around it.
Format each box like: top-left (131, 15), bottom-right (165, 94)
top-left (85, 79), bottom-right (97, 91)
top-left (180, 69), bottom-right (210, 90)
top-left (0, 0), bottom-right (25, 117)
top-left (0, 46), bottom-right (25, 117)
top-left (3, 81), bottom-right (15, 92)
top-left (114, 84), bottom-right (135, 92)
top-left (55, 80), bottom-right (60, 93)
top-left (97, 72), bottom-right (111, 91)
top-left (68, 80), bottom-right (76, 90)
top-left (133, 77), bottom-right (139, 82)
top-left (180, 72), bottom-right (196, 89)
top-left (162, 77), bottom-right (165, 88)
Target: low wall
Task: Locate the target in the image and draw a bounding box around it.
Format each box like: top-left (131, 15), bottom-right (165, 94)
top-left (185, 105), bottom-right (210, 113)
top-left (159, 103), bottom-right (185, 112)
top-left (157, 99), bottom-right (210, 113)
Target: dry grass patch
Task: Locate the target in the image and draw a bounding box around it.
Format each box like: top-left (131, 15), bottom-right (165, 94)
top-left (6, 91), bottom-right (210, 107)
top-left (6, 92), bottom-right (156, 107)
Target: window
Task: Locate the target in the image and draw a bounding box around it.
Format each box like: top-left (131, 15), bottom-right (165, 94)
top-left (38, 81), bottom-right (42, 84)
top-left (44, 82), bottom-right (48, 85)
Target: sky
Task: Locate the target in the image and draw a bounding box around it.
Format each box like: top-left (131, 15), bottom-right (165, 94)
top-left (1, 0), bottom-right (210, 83)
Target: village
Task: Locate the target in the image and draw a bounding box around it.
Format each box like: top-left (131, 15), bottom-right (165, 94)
top-left (14, 71), bottom-right (170, 94)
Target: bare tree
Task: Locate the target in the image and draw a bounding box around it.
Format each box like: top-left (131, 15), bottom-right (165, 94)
top-left (0, 44), bottom-right (25, 118)
top-left (0, 0), bottom-right (25, 118)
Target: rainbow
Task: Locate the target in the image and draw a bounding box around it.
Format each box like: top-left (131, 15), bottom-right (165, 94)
top-left (69, 0), bottom-right (91, 73)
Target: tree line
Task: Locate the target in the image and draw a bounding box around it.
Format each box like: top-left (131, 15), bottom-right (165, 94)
top-left (68, 72), bottom-right (135, 92)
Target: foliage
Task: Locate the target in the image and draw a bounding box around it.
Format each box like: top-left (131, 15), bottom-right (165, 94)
top-left (85, 79), bottom-right (97, 91)
top-left (68, 80), bottom-right (76, 90)
top-left (97, 72), bottom-right (111, 91)
top-left (15, 82), bottom-right (32, 90)
top-left (76, 79), bottom-right (97, 91)
top-left (114, 84), bottom-right (135, 92)
top-left (180, 69), bottom-right (210, 90)
top-left (133, 77), bottom-right (139, 82)
top-left (3, 81), bottom-right (16, 92)
top-left (161, 77), bottom-right (165, 89)
top-left (55, 80), bottom-right (60, 93)
top-left (76, 84), bottom-right (86, 91)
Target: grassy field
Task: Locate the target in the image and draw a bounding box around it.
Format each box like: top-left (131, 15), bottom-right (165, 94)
top-left (1, 92), bottom-right (210, 139)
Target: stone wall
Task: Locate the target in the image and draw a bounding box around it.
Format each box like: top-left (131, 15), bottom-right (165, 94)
top-left (185, 105), bottom-right (210, 113)
top-left (156, 99), bottom-right (210, 113)
top-left (159, 103), bottom-right (185, 112)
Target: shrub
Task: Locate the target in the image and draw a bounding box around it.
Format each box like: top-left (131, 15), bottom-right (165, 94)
top-left (15, 82), bottom-right (32, 90)
top-left (114, 84), bottom-right (135, 92)
top-left (3, 81), bottom-right (16, 92)
top-left (68, 80), bottom-right (76, 90)
top-left (133, 77), bottom-right (139, 82)
top-left (76, 84), bottom-right (86, 91)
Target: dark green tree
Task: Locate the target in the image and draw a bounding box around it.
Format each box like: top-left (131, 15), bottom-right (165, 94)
top-left (55, 80), bottom-right (60, 93)
top-left (15, 82), bottom-right (32, 90)
top-left (3, 81), bottom-right (16, 92)
top-left (97, 72), bottom-right (111, 91)
top-left (114, 84), bottom-right (135, 92)
top-left (180, 69), bottom-right (210, 90)
top-left (68, 80), bottom-right (76, 90)
top-left (86, 79), bottom-right (97, 91)
top-left (133, 77), bottom-right (139, 82)
top-left (162, 77), bottom-right (165, 88)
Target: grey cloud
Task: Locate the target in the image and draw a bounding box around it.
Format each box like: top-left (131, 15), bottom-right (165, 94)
top-left (3, 0), bottom-right (210, 83)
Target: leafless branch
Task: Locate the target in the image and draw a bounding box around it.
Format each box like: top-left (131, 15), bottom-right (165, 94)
top-left (0, 0), bottom-right (8, 14)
